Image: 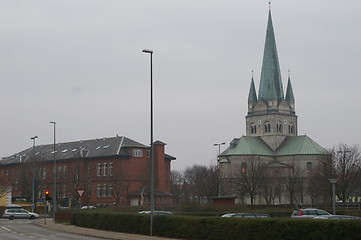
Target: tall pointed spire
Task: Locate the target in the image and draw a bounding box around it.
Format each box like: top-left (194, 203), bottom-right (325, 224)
top-left (285, 72), bottom-right (295, 104)
top-left (258, 9), bottom-right (284, 101)
top-left (248, 73), bottom-right (257, 103)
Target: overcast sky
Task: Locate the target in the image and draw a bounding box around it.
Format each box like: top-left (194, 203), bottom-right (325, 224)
top-left (0, 0), bottom-right (360, 171)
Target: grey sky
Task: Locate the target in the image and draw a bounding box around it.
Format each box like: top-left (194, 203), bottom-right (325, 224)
top-left (0, 0), bottom-right (360, 171)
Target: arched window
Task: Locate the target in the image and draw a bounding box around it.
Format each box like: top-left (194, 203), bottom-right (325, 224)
top-left (241, 162), bottom-right (247, 174)
top-left (250, 123), bottom-right (257, 134)
top-left (307, 162), bottom-right (312, 174)
top-left (264, 122), bottom-right (271, 133)
top-left (289, 123), bottom-right (295, 134)
top-left (276, 121), bottom-right (282, 133)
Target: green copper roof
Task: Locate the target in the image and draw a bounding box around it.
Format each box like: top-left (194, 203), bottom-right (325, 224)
top-left (221, 136), bottom-right (273, 156)
top-left (276, 135), bottom-right (327, 156)
top-left (258, 10), bottom-right (284, 101)
top-left (221, 135), bottom-right (327, 157)
top-left (248, 77), bottom-right (258, 102)
top-left (285, 76), bottom-right (295, 103)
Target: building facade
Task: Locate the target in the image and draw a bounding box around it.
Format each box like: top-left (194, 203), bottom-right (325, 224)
top-left (219, 9), bottom-right (329, 205)
top-left (0, 136), bottom-right (175, 209)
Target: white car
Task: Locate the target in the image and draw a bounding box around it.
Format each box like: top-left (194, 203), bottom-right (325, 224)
top-left (291, 208), bottom-right (330, 218)
top-left (80, 206), bottom-right (96, 210)
top-left (2, 209), bottom-right (39, 220)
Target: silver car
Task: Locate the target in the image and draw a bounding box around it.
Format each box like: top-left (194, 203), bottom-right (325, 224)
top-left (291, 208), bottom-right (330, 218)
top-left (2, 208), bottom-right (39, 220)
top-left (221, 213), bottom-right (271, 218)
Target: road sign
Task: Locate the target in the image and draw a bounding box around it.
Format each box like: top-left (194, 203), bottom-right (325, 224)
top-left (76, 189), bottom-right (85, 198)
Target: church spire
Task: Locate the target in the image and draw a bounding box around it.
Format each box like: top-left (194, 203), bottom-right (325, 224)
top-left (258, 9), bottom-right (284, 101)
top-left (285, 71), bottom-right (295, 104)
top-left (248, 73), bottom-right (258, 103)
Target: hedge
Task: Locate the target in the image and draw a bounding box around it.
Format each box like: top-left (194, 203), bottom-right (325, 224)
top-left (71, 213), bottom-right (361, 240)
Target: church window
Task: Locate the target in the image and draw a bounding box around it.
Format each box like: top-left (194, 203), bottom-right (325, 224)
top-left (289, 123), bottom-right (295, 134)
top-left (276, 121), bottom-right (282, 133)
top-left (241, 162), bottom-right (247, 174)
top-left (250, 123), bottom-right (257, 134)
top-left (264, 122), bottom-right (271, 133)
top-left (307, 162), bottom-right (312, 174)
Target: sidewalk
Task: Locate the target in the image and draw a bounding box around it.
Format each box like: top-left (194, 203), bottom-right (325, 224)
top-left (34, 219), bottom-right (180, 240)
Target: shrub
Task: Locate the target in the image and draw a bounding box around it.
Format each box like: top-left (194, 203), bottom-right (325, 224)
top-left (71, 212), bottom-right (361, 240)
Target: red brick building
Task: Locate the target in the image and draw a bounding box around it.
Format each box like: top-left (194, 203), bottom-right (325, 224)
top-left (0, 136), bottom-right (175, 208)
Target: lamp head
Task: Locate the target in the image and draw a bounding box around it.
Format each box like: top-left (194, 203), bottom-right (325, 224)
top-left (142, 49), bottom-right (153, 54)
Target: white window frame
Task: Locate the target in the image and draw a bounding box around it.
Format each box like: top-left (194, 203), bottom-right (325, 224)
top-left (108, 162), bottom-right (113, 176)
top-left (102, 163), bottom-right (107, 176)
top-left (133, 149), bottom-right (143, 157)
top-left (97, 163), bottom-right (102, 176)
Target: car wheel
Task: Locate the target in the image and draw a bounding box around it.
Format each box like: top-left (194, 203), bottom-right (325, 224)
top-left (29, 215), bottom-right (35, 220)
top-left (9, 216), bottom-right (14, 220)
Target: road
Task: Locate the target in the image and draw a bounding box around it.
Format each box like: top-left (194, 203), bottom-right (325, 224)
top-left (0, 218), bottom-right (105, 240)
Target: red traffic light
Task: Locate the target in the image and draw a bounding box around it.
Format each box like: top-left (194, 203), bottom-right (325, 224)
top-left (45, 190), bottom-right (51, 201)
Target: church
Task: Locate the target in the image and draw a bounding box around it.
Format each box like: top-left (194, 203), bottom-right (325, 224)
top-left (218, 9), bottom-right (329, 205)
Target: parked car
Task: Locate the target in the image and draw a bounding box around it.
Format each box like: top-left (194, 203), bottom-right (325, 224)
top-left (80, 206), bottom-right (96, 210)
top-left (291, 208), bottom-right (331, 218)
top-left (2, 208), bottom-right (39, 220)
top-left (221, 213), bottom-right (271, 218)
top-left (139, 210), bottom-right (172, 215)
top-left (313, 215), bottom-right (360, 220)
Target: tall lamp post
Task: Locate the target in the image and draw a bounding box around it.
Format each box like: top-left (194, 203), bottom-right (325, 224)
top-left (329, 178), bottom-right (337, 215)
top-left (213, 142), bottom-right (225, 157)
top-left (142, 49), bottom-right (154, 236)
top-left (213, 142), bottom-right (225, 196)
top-left (31, 136), bottom-right (38, 213)
top-left (50, 121), bottom-right (56, 221)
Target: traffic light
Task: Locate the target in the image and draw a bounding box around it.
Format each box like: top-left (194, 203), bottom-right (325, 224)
top-left (45, 190), bottom-right (51, 201)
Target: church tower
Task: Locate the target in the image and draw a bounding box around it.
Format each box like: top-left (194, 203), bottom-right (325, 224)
top-left (246, 10), bottom-right (297, 151)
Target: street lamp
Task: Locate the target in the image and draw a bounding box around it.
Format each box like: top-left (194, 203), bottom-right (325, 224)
top-left (213, 142), bottom-right (225, 196)
top-left (142, 49), bottom-right (154, 236)
top-left (329, 178), bottom-right (337, 215)
top-left (213, 142), bottom-right (226, 157)
top-left (50, 121), bottom-right (56, 221)
top-left (31, 136), bottom-right (38, 213)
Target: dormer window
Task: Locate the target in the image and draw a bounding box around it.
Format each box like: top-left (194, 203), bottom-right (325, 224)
top-left (133, 149), bottom-right (143, 157)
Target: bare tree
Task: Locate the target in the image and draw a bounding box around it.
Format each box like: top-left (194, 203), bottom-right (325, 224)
top-left (309, 154), bottom-right (335, 203)
top-left (70, 156), bottom-right (92, 207)
top-left (261, 167), bottom-right (283, 204)
top-left (183, 164), bottom-right (219, 203)
top-left (333, 143), bottom-right (361, 202)
top-left (282, 163), bottom-right (303, 205)
top-left (310, 144), bottom-right (361, 203)
top-left (170, 170), bottom-right (184, 206)
top-left (236, 156), bottom-right (264, 205)
top-left (0, 169), bottom-right (11, 200)
top-left (112, 164), bottom-right (129, 205)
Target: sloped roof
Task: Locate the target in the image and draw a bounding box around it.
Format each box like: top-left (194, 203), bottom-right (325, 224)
top-left (276, 135), bottom-right (328, 156)
top-left (1, 136), bottom-right (175, 165)
top-left (221, 136), bottom-right (274, 156)
top-left (220, 135), bottom-right (328, 157)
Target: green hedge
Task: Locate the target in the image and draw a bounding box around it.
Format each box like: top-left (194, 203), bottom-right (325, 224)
top-left (71, 213), bottom-right (361, 240)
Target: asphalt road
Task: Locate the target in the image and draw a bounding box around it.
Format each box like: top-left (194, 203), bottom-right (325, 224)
top-left (0, 218), bottom-right (105, 240)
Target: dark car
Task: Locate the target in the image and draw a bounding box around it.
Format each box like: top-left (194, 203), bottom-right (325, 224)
top-left (291, 208), bottom-right (330, 218)
top-left (2, 208), bottom-right (39, 220)
top-left (221, 213), bottom-right (271, 218)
